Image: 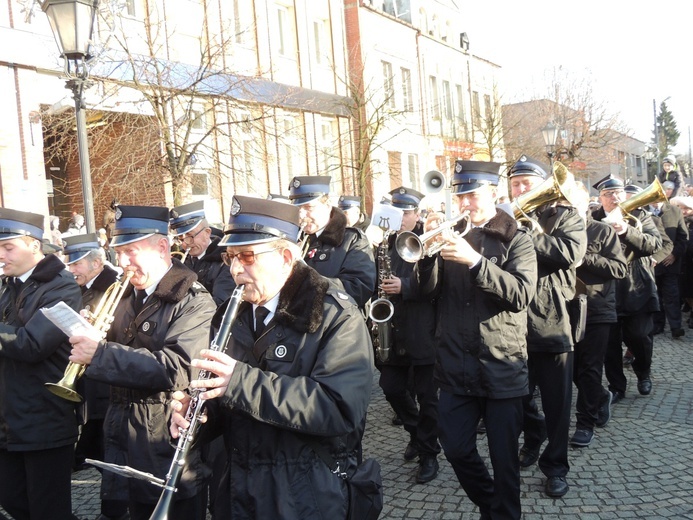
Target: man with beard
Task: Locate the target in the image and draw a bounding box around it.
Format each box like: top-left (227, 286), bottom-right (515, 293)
top-left (0, 208), bottom-right (82, 520)
top-left (289, 176), bottom-right (376, 310)
top-left (169, 201), bottom-right (235, 306)
top-left (68, 205), bottom-right (216, 520)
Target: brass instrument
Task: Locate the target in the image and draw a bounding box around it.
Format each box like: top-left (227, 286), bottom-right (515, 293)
top-left (510, 161), bottom-right (581, 232)
top-left (171, 248), bottom-right (189, 263)
top-left (395, 211), bottom-right (471, 263)
top-left (46, 271), bottom-right (134, 402)
top-left (149, 284), bottom-right (245, 520)
top-left (370, 232), bottom-right (395, 362)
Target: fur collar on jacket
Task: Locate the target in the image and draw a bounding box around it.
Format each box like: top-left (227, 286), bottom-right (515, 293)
top-left (316, 207), bottom-right (348, 247)
top-left (275, 262), bottom-right (329, 334)
top-left (123, 258), bottom-right (198, 304)
top-left (27, 253), bottom-right (69, 283)
top-left (478, 208), bottom-right (519, 243)
top-left (199, 235), bottom-right (224, 263)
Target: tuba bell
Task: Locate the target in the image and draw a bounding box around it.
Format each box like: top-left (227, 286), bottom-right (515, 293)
top-left (605, 178), bottom-right (668, 229)
top-left (510, 161), bottom-right (580, 232)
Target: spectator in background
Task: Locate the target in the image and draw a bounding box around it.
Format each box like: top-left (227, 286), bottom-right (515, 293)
top-left (50, 215), bottom-right (63, 247)
top-left (670, 196), bottom-right (693, 328)
top-left (658, 156), bottom-right (685, 198)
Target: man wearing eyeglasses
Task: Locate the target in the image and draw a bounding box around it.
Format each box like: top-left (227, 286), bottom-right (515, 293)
top-left (592, 175), bottom-right (662, 405)
top-left (68, 205), bottom-right (216, 520)
top-left (170, 201), bottom-right (235, 306)
top-left (289, 176), bottom-right (376, 310)
top-left (169, 195), bottom-right (375, 519)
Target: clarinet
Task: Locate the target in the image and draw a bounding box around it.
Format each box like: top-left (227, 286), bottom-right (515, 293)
top-left (149, 284), bottom-right (245, 520)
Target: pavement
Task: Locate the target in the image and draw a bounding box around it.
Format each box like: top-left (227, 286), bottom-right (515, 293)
top-left (4, 326), bottom-right (693, 519)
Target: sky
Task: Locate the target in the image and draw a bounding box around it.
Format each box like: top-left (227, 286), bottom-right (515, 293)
top-left (461, 0), bottom-right (693, 156)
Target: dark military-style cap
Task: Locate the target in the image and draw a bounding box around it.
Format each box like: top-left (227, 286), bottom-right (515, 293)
top-left (624, 184), bottom-right (643, 195)
top-left (389, 187), bottom-right (425, 210)
top-left (451, 160), bottom-right (501, 195)
top-left (219, 195), bottom-right (301, 247)
top-left (169, 201), bottom-right (206, 236)
top-left (288, 175), bottom-right (331, 205)
top-left (508, 155), bottom-right (549, 179)
top-left (62, 233), bottom-right (100, 265)
top-left (111, 205), bottom-right (170, 247)
top-left (337, 195), bottom-right (361, 210)
top-left (0, 208), bottom-right (44, 241)
top-left (593, 174), bottom-right (624, 192)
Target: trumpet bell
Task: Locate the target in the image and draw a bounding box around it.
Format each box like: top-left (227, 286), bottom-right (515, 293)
top-left (620, 178), bottom-right (668, 214)
top-left (395, 211), bottom-right (471, 263)
top-left (45, 362), bottom-right (86, 402)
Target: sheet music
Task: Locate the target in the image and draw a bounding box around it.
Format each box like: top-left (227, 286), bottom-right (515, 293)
top-left (40, 301), bottom-right (102, 340)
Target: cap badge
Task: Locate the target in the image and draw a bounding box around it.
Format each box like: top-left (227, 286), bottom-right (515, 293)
top-left (114, 207), bottom-right (122, 220)
top-left (230, 199), bottom-right (241, 216)
top-left (339, 196), bottom-right (345, 202)
top-left (399, 188), bottom-right (406, 194)
top-left (455, 162), bottom-right (462, 173)
top-left (519, 155), bottom-right (528, 162)
top-left (292, 179), bottom-right (301, 188)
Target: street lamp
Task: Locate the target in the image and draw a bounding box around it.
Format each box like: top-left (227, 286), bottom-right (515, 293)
top-left (42, 0), bottom-right (99, 233)
top-left (541, 121), bottom-right (559, 169)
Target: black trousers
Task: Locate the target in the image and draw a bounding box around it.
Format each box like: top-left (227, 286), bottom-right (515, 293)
top-left (438, 391), bottom-right (523, 520)
top-left (522, 351), bottom-right (573, 478)
top-left (604, 313), bottom-right (653, 394)
top-left (0, 444), bottom-right (78, 520)
top-left (379, 363), bottom-right (440, 455)
top-left (653, 272), bottom-right (683, 330)
top-left (573, 323), bottom-right (611, 430)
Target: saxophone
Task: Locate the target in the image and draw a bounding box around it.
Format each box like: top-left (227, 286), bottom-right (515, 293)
top-left (46, 271), bottom-right (134, 402)
top-left (369, 233), bottom-right (395, 362)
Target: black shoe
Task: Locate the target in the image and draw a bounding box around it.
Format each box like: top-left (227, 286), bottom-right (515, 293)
top-left (637, 377), bottom-right (652, 395)
top-left (611, 390), bottom-right (625, 405)
top-left (672, 328), bottom-right (685, 338)
top-left (519, 445), bottom-right (540, 468)
top-left (623, 350), bottom-right (634, 366)
top-left (391, 413), bottom-right (403, 426)
top-left (545, 476), bottom-right (569, 497)
top-left (595, 390), bottom-right (612, 428)
top-left (569, 429), bottom-right (594, 447)
top-left (476, 418), bottom-right (487, 434)
top-left (415, 456), bottom-right (439, 483)
top-left (403, 442), bottom-right (418, 461)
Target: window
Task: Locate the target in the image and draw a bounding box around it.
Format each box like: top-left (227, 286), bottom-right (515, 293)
top-left (401, 67), bottom-right (413, 112)
top-left (382, 61), bottom-right (395, 108)
top-left (124, 0), bottom-right (137, 17)
top-left (456, 84), bottom-right (468, 139)
top-left (442, 80), bottom-right (452, 120)
top-left (191, 172), bottom-right (209, 196)
top-left (277, 6), bottom-right (291, 56)
top-left (190, 109), bottom-right (206, 131)
top-left (313, 19), bottom-right (330, 65)
top-left (319, 117), bottom-right (339, 175)
top-left (472, 91), bottom-right (481, 127)
top-left (429, 76), bottom-right (440, 121)
top-left (407, 154), bottom-right (419, 187)
top-left (484, 94), bottom-right (492, 124)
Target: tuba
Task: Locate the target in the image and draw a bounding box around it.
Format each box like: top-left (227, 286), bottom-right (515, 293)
top-left (46, 271), bottom-right (134, 402)
top-left (369, 233), bottom-right (395, 362)
top-left (395, 211), bottom-right (471, 263)
top-left (510, 161), bottom-right (581, 233)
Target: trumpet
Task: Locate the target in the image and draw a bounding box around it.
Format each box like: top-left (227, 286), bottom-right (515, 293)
top-left (171, 248), bottom-right (189, 263)
top-left (46, 271), bottom-right (134, 402)
top-left (395, 211), bottom-right (471, 263)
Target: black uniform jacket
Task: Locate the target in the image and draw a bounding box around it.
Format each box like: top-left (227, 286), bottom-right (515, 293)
top-left (303, 207), bottom-right (376, 309)
top-left (592, 207), bottom-right (662, 316)
top-left (526, 204), bottom-right (586, 353)
top-left (416, 209), bottom-right (537, 399)
top-left (377, 222), bottom-right (436, 365)
top-left (0, 254), bottom-right (82, 450)
top-left (577, 219), bottom-right (628, 325)
top-left (204, 262), bottom-right (373, 519)
top-left (85, 259), bottom-right (216, 503)
top-left (185, 234), bottom-right (236, 305)
top-left (652, 203), bottom-right (688, 275)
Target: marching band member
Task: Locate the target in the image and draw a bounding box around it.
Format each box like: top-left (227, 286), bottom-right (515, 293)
top-left (415, 160), bottom-right (536, 519)
top-left (169, 196), bottom-right (374, 519)
top-left (0, 208), bottom-right (82, 520)
top-left (68, 205), bottom-right (215, 520)
top-left (338, 195), bottom-right (370, 232)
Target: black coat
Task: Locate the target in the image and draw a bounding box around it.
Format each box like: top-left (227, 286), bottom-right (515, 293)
top-left (185, 235), bottom-right (236, 305)
top-left (652, 203), bottom-right (688, 275)
top-left (205, 262), bottom-right (373, 519)
top-left (85, 259), bottom-right (216, 503)
top-left (577, 219), bottom-right (628, 325)
top-left (303, 207), bottom-right (376, 309)
top-left (0, 254), bottom-right (82, 450)
top-left (417, 209), bottom-right (537, 399)
top-left (526, 205), bottom-right (587, 352)
top-left (376, 223), bottom-right (436, 365)
top-left (592, 207), bottom-right (662, 315)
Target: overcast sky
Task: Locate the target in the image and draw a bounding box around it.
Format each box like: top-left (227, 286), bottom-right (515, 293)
top-left (461, 0), bottom-right (693, 156)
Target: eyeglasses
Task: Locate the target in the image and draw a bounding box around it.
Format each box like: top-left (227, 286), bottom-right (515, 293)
top-left (180, 227), bottom-right (205, 244)
top-left (221, 248), bottom-right (280, 266)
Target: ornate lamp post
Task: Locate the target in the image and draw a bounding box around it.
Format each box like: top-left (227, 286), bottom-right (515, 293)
top-left (541, 121), bottom-right (560, 170)
top-left (42, 0), bottom-right (99, 233)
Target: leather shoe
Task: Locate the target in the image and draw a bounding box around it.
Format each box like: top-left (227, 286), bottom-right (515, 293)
top-left (637, 377), bottom-right (652, 395)
top-left (403, 441), bottom-right (418, 461)
top-left (415, 456), bottom-right (439, 483)
top-left (519, 445), bottom-right (540, 468)
top-left (611, 390), bottom-right (625, 405)
top-left (595, 390), bottom-right (612, 427)
top-left (672, 328), bottom-right (685, 338)
top-left (569, 429), bottom-right (594, 447)
top-left (545, 476), bottom-right (569, 497)
top-left (391, 413), bottom-right (403, 426)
